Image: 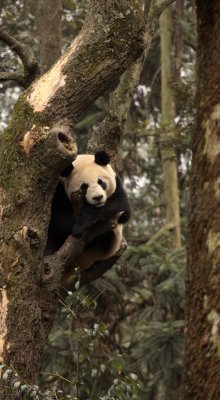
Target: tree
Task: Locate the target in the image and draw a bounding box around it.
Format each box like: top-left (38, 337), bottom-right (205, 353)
top-left (160, 4), bottom-right (181, 248)
top-left (0, 0), bottom-right (175, 398)
top-left (184, 1), bottom-right (220, 399)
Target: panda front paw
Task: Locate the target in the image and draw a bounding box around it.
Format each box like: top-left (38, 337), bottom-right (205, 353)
top-left (72, 225), bottom-right (83, 238)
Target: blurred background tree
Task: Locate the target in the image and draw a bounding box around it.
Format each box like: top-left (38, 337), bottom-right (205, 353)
top-left (0, 0), bottom-right (196, 398)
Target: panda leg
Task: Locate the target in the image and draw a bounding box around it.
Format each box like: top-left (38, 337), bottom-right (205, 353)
top-left (75, 225), bottom-right (123, 271)
top-left (62, 226), bottom-right (123, 286)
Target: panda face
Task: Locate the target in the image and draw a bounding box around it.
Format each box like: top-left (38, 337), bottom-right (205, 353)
top-left (80, 175), bottom-right (110, 207)
top-left (63, 153), bottom-right (116, 207)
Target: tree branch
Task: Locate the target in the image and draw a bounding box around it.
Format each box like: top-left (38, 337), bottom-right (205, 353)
top-left (156, 0), bottom-right (176, 10)
top-left (26, 0), bottom-right (145, 120)
top-left (42, 211), bottom-right (125, 290)
top-left (0, 71), bottom-right (24, 85)
top-left (80, 238), bottom-right (127, 286)
top-left (85, 0), bottom-right (170, 276)
top-left (87, 0), bottom-right (175, 163)
top-left (146, 223), bottom-right (176, 246)
top-left (79, 0), bottom-right (176, 277)
top-left (145, 0), bottom-right (176, 35)
top-left (0, 29), bottom-right (39, 88)
top-left (87, 58), bottom-right (144, 166)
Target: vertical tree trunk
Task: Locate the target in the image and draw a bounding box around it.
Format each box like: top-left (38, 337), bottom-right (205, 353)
top-left (160, 5), bottom-right (181, 248)
top-left (174, 0), bottom-right (184, 81)
top-left (30, 0), bottom-right (62, 73)
top-left (184, 1), bottom-right (220, 399)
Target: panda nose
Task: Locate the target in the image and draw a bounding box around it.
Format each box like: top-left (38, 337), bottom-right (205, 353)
top-left (93, 195), bottom-right (103, 202)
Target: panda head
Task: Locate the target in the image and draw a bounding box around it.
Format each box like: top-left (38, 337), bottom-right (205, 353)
top-left (62, 151), bottom-right (116, 207)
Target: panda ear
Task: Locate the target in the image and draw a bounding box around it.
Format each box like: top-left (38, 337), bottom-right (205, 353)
top-left (61, 164), bottom-right (74, 177)
top-left (95, 151), bottom-right (110, 166)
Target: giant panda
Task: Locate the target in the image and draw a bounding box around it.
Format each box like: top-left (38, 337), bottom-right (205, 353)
top-left (46, 151), bottom-right (131, 271)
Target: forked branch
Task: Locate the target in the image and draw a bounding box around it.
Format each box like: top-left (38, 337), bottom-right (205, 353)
top-left (0, 29), bottom-right (39, 87)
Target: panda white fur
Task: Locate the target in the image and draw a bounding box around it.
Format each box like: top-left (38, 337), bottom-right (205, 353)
top-left (46, 151), bottom-right (131, 272)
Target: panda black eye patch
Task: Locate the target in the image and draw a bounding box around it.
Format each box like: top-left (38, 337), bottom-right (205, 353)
top-left (80, 183), bottom-right (89, 193)
top-left (98, 178), bottom-right (107, 190)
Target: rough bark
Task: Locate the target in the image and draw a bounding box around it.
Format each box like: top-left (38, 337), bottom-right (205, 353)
top-left (160, 4), bottom-right (181, 248)
top-left (27, 1), bottom-right (145, 123)
top-left (87, 59), bottom-right (144, 166)
top-left (183, 1), bottom-right (220, 399)
top-left (87, 0), bottom-right (172, 165)
top-left (0, 1), bottom-right (145, 397)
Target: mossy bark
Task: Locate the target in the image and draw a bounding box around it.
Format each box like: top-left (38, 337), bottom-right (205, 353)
top-left (87, 59), bottom-right (145, 167)
top-left (0, 1), bottom-right (145, 398)
top-left (183, 1), bottom-right (220, 399)
top-left (0, 99), bottom-right (77, 398)
top-left (27, 0), bottom-right (145, 122)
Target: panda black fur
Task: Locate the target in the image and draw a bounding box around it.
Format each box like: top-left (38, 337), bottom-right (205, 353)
top-left (46, 151), bottom-right (131, 271)
top-left (46, 181), bottom-right (74, 253)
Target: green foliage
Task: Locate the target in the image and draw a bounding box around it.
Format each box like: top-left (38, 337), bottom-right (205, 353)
top-left (0, 363), bottom-right (56, 399)
top-left (40, 286), bottom-right (141, 399)
top-left (0, 287), bottom-right (140, 400)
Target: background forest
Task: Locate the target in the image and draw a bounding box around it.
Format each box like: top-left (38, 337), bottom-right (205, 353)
top-left (0, 0), bottom-right (196, 399)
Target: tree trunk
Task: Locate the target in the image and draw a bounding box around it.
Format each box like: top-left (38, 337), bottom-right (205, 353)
top-left (30, 0), bottom-right (62, 73)
top-left (183, 1), bottom-right (220, 399)
top-left (174, 0), bottom-right (183, 81)
top-left (160, 5), bottom-right (181, 248)
top-left (0, 1), bottom-right (145, 397)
